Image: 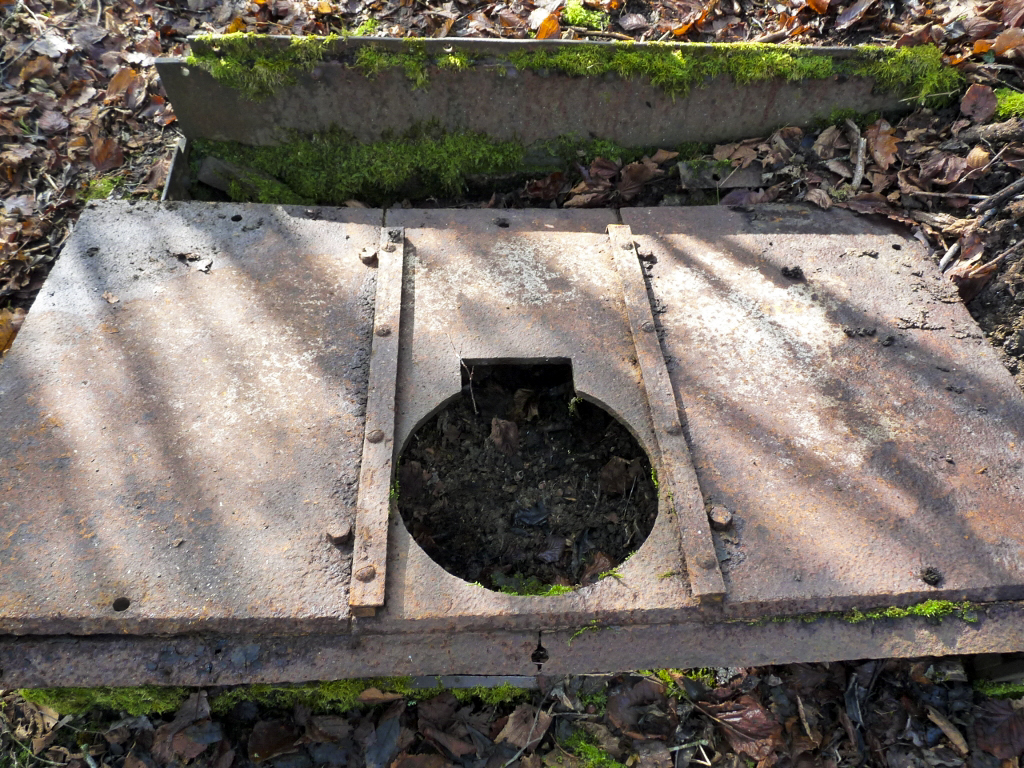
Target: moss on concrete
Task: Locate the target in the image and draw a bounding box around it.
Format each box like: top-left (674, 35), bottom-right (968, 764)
top-left (849, 44), bottom-right (962, 106)
top-left (18, 686), bottom-right (189, 716)
top-left (996, 88), bottom-right (1024, 119)
top-left (189, 34), bottom-right (960, 106)
top-left (209, 678), bottom-right (416, 715)
top-left (745, 599), bottom-right (979, 627)
top-left (187, 33), bottom-right (338, 101)
top-left (195, 124), bottom-right (528, 206)
top-left (82, 177), bottom-right (118, 200)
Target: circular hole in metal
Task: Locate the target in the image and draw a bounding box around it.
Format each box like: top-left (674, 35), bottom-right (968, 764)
top-left (231, 214), bottom-right (243, 222)
top-left (892, 243), bottom-right (902, 250)
top-left (397, 362), bottom-right (658, 594)
top-left (112, 597), bottom-right (131, 612)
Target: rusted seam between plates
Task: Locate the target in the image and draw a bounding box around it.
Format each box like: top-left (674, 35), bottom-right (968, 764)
top-left (608, 224), bottom-right (726, 603)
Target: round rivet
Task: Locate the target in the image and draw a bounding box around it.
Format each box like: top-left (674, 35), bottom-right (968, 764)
top-left (699, 556), bottom-right (718, 571)
top-left (355, 565), bottom-right (376, 582)
top-left (641, 321), bottom-right (655, 333)
top-left (376, 325), bottom-right (391, 337)
top-left (666, 424), bottom-right (682, 435)
top-left (367, 429), bottom-right (384, 443)
top-left (382, 242), bottom-right (396, 252)
top-left (621, 242), bottom-right (633, 250)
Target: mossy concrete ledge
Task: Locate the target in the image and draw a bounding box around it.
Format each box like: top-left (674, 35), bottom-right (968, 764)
top-left (155, 38), bottom-right (960, 149)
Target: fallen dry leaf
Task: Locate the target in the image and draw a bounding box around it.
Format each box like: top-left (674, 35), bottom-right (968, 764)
top-left (865, 119), bottom-right (899, 170)
top-left (496, 705), bottom-right (552, 750)
top-left (91, 137), bottom-right (124, 172)
top-left (699, 694), bottom-right (783, 760)
top-left (536, 13), bottom-right (561, 37)
top-left (489, 416), bottom-right (519, 455)
top-left (599, 456), bottom-right (643, 495)
top-left (993, 26), bottom-right (1024, 55)
top-left (961, 84), bottom-right (998, 123)
top-left (806, 187), bottom-right (832, 209)
top-left (836, 0), bottom-right (877, 29)
top-left (249, 720), bottom-right (300, 763)
top-left (975, 699), bottom-right (1024, 759)
top-left (608, 679), bottom-right (667, 736)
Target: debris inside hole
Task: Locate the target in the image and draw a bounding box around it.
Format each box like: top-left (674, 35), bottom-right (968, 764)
top-left (396, 362), bottom-right (658, 593)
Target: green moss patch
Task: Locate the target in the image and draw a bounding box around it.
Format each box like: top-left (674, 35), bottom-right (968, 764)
top-left (187, 33), bottom-right (338, 101)
top-left (565, 728), bottom-right (627, 768)
top-left (746, 599), bottom-right (979, 627)
top-left (974, 680), bottom-right (1024, 698)
top-left (196, 125), bottom-right (529, 207)
top-left (188, 34), bottom-right (960, 106)
top-left (209, 678), bottom-right (415, 715)
top-left (19, 685), bottom-right (189, 716)
top-left (996, 88), bottom-right (1024, 119)
top-left (563, 0), bottom-right (609, 30)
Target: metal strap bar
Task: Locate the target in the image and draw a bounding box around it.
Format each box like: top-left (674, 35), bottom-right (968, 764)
top-left (608, 224), bottom-right (726, 604)
top-left (350, 227), bottom-right (404, 617)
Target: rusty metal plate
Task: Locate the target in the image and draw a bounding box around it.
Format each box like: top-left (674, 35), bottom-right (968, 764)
top-left (0, 201), bottom-right (381, 635)
top-left (156, 39), bottom-right (909, 149)
top-left (370, 207), bottom-right (705, 635)
top-left (622, 205), bottom-right (1024, 616)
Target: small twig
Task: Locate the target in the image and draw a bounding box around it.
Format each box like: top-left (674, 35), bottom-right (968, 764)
top-left (973, 175), bottom-right (1024, 213)
top-left (95, 0), bottom-right (103, 25)
top-left (851, 137), bottom-right (867, 190)
top-left (566, 25), bottom-right (634, 39)
top-left (938, 242), bottom-right (959, 272)
top-left (912, 190), bottom-right (988, 201)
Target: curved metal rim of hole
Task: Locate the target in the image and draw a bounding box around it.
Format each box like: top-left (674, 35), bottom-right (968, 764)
top-left (112, 597), bottom-right (131, 612)
top-left (395, 378), bottom-right (660, 596)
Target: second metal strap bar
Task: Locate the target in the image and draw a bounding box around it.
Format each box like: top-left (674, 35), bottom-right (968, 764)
top-left (608, 224), bottom-right (726, 604)
top-left (350, 226), bottom-right (404, 617)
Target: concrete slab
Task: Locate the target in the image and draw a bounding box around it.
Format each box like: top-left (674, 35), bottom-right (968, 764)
top-left (156, 39), bottom-right (912, 149)
top-left (2, 201), bottom-right (1024, 687)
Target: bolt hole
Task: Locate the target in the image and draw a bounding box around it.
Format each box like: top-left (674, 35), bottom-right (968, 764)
top-left (531, 642), bottom-right (549, 665)
top-left (112, 597), bottom-right (131, 612)
top-left (892, 244), bottom-right (902, 250)
top-left (231, 214), bottom-right (242, 222)
top-left (495, 218), bottom-right (509, 228)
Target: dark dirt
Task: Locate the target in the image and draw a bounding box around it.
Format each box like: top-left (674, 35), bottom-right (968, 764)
top-left (396, 363), bottom-right (658, 591)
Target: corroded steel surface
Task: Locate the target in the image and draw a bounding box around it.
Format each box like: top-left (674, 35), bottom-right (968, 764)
top-left (4, 602), bottom-right (1024, 687)
top-left (622, 205), bottom-right (1024, 616)
top-left (2, 201), bottom-right (1024, 686)
top-left (157, 39), bottom-right (909, 149)
top-left (373, 207), bottom-right (704, 634)
top-left (609, 224), bottom-right (724, 602)
top-left (350, 227), bottom-right (405, 616)
top-left (0, 201), bottom-right (380, 635)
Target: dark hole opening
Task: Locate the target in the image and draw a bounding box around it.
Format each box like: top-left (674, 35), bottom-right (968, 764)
top-left (112, 597), bottom-right (131, 612)
top-left (532, 642), bottom-right (549, 665)
top-left (892, 244), bottom-right (902, 250)
top-left (231, 214), bottom-right (242, 222)
top-left (397, 361), bottom-right (658, 594)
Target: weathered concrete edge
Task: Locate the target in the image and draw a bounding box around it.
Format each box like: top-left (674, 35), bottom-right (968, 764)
top-left (2, 601), bottom-right (1022, 687)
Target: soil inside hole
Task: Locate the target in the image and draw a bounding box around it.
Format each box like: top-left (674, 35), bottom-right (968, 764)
top-left (396, 362), bottom-right (658, 594)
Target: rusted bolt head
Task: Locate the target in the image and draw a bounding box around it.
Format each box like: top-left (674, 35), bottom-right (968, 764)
top-left (359, 248), bottom-right (378, 267)
top-left (325, 522), bottom-right (352, 546)
top-left (641, 321), bottom-right (656, 333)
top-left (355, 565), bottom-right (377, 582)
top-left (376, 325), bottom-right (391, 337)
top-left (666, 424), bottom-right (682, 436)
top-left (382, 242), bottom-right (396, 252)
top-left (621, 241), bottom-right (634, 250)
top-left (367, 429), bottom-right (385, 444)
top-left (699, 555), bottom-right (718, 571)
top-left (709, 505), bottom-right (733, 531)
